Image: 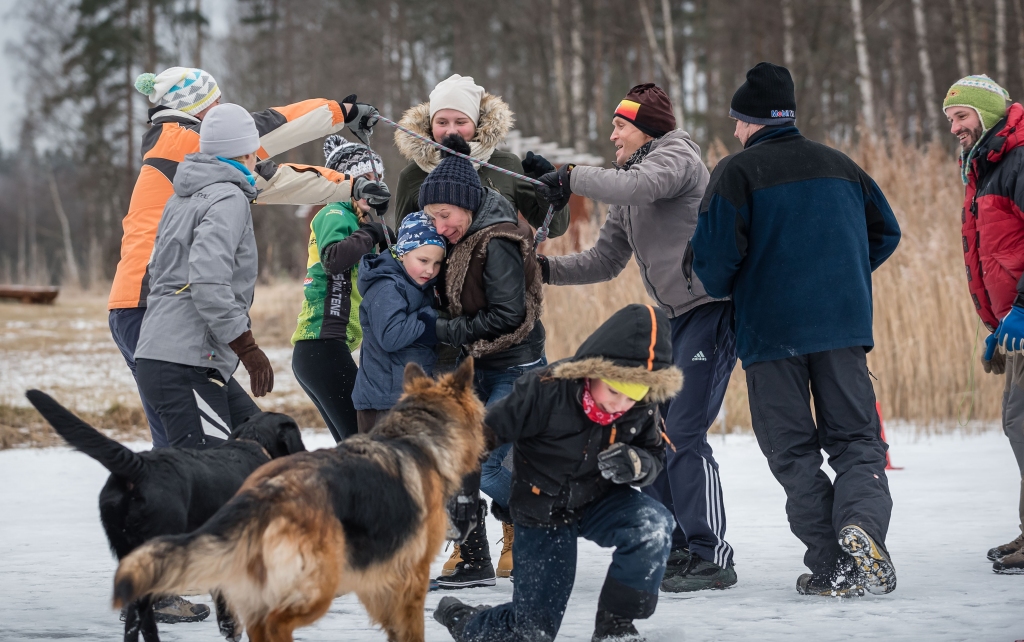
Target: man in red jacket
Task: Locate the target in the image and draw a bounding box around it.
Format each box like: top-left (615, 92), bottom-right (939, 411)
top-left (945, 74), bottom-right (1024, 575)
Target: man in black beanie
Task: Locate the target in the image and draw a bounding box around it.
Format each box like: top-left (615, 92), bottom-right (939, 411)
top-left (688, 62), bottom-right (903, 597)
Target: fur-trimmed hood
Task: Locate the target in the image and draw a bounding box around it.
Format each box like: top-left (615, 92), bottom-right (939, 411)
top-left (395, 93), bottom-right (515, 173)
top-left (549, 303), bottom-right (683, 404)
top-left (551, 357), bottom-right (683, 404)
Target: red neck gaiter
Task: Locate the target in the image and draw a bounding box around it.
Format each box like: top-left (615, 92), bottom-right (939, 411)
top-left (581, 378), bottom-right (626, 426)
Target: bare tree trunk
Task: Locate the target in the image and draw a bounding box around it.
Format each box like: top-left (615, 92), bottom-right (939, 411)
top-left (591, 5), bottom-right (606, 143)
top-left (965, 0), bottom-right (980, 71)
top-left (125, 0), bottom-right (134, 180)
top-left (997, 0), bottom-right (1008, 82)
top-left (782, 0), bottom-right (795, 68)
top-left (912, 0), bottom-right (938, 141)
top-left (48, 173), bottom-right (80, 289)
top-left (850, 0), bottom-right (876, 132)
top-left (570, 0), bottom-right (586, 152)
top-left (889, 29), bottom-right (906, 140)
top-left (16, 204), bottom-right (26, 283)
top-left (950, 0), bottom-right (970, 77)
top-left (551, 0), bottom-right (570, 145)
top-left (146, 0), bottom-right (156, 71)
top-left (638, 0), bottom-right (685, 129)
top-left (1016, 0), bottom-right (1024, 93)
top-left (194, 0), bottom-right (203, 68)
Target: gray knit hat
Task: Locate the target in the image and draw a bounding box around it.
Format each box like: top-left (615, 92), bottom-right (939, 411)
top-left (418, 134), bottom-right (483, 212)
top-left (199, 103), bottom-right (260, 158)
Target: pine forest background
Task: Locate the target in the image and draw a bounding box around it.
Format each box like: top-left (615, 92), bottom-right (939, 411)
top-left (0, 0), bottom-right (1013, 428)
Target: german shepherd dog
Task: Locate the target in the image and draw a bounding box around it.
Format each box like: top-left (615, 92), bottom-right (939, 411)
top-left (112, 358), bottom-right (486, 642)
top-left (24, 390), bottom-right (306, 642)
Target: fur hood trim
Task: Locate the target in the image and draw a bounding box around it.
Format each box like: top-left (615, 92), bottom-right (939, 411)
top-left (551, 357), bottom-right (683, 404)
top-left (395, 93), bottom-right (515, 173)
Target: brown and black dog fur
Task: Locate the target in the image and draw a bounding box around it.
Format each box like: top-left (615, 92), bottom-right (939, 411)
top-left (113, 358), bottom-right (486, 642)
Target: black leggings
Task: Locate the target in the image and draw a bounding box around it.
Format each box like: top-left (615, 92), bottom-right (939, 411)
top-left (292, 339), bottom-right (359, 442)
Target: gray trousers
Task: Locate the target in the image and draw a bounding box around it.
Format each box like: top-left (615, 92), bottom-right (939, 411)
top-left (1001, 353), bottom-right (1024, 533)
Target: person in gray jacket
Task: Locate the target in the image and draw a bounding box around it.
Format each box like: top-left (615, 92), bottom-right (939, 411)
top-left (535, 83), bottom-right (738, 592)
top-left (135, 103), bottom-right (389, 448)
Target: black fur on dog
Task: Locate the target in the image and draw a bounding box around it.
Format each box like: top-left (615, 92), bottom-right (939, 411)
top-left (25, 389), bottom-right (306, 642)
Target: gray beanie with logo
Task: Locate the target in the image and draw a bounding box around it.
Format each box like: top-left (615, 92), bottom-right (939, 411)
top-left (199, 103), bottom-right (260, 158)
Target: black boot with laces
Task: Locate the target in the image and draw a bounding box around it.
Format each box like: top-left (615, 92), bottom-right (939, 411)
top-left (592, 609), bottom-right (645, 642)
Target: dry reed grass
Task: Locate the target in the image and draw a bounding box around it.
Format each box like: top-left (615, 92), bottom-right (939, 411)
top-left (538, 136), bottom-right (1000, 431)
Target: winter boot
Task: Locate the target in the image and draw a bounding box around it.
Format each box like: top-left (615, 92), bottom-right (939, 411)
top-left (496, 522), bottom-right (514, 578)
top-left (796, 556), bottom-right (865, 598)
top-left (592, 609), bottom-right (645, 642)
top-left (660, 547), bottom-right (691, 581)
top-left (987, 533), bottom-right (1024, 561)
top-left (442, 544), bottom-right (463, 576)
top-left (993, 549), bottom-right (1024, 574)
top-left (152, 595), bottom-right (211, 623)
top-left (435, 500), bottom-right (495, 589)
top-left (838, 524), bottom-right (897, 595)
top-left (433, 596), bottom-right (490, 640)
top-left (660, 554), bottom-right (736, 592)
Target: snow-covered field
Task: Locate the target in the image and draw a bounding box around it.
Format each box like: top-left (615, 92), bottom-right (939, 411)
top-left (2, 428), bottom-right (1021, 641)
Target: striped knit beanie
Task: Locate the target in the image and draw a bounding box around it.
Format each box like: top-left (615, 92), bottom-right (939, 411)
top-left (134, 67), bottom-right (221, 116)
top-left (418, 134), bottom-right (483, 213)
top-left (943, 75), bottom-right (1010, 133)
top-left (323, 136), bottom-right (384, 178)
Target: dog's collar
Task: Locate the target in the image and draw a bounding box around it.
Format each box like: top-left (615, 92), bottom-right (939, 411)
top-left (234, 438), bottom-right (272, 460)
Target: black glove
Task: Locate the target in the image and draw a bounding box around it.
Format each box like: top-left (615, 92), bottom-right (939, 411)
top-left (359, 221), bottom-right (388, 247)
top-left (447, 472), bottom-right (482, 544)
top-left (415, 310), bottom-right (438, 346)
top-left (352, 177), bottom-right (391, 213)
top-left (597, 442), bottom-right (653, 485)
top-left (521, 151), bottom-right (555, 179)
top-left (537, 254), bottom-right (551, 284)
top-left (536, 164), bottom-right (574, 211)
top-left (341, 93), bottom-right (380, 145)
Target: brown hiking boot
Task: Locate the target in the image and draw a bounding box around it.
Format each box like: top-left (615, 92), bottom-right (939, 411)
top-left (442, 544), bottom-right (462, 577)
top-left (987, 533), bottom-right (1024, 561)
top-left (496, 522), bottom-right (514, 578)
top-left (993, 549), bottom-right (1024, 574)
top-left (152, 595), bottom-right (211, 624)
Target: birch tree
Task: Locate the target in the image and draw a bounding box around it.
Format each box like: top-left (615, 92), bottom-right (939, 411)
top-left (850, 0), bottom-right (876, 131)
top-left (638, 0), bottom-right (684, 130)
top-left (997, 0), bottom-right (1008, 82)
top-left (550, 0), bottom-right (571, 146)
top-left (950, 0), bottom-right (970, 77)
top-left (911, 0), bottom-right (938, 141)
top-left (782, 0), bottom-right (796, 69)
top-left (570, 0), bottom-right (587, 152)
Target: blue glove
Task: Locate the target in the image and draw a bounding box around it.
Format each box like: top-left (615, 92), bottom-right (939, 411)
top-left (996, 306), bottom-right (1024, 352)
top-left (984, 332), bottom-right (999, 362)
top-left (983, 332), bottom-right (1006, 375)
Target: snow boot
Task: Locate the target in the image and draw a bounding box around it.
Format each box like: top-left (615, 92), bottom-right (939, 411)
top-left (433, 596), bottom-right (490, 640)
top-left (442, 544), bottom-right (463, 576)
top-left (987, 532), bottom-right (1024, 561)
top-left (592, 609), bottom-right (645, 642)
top-left (152, 595), bottom-right (211, 623)
top-left (838, 524), bottom-right (896, 595)
top-left (993, 549), bottom-right (1024, 574)
top-left (496, 521), bottom-right (514, 578)
top-left (796, 556), bottom-right (865, 598)
top-left (435, 499), bottom-right (496, 589)
top-left (660, 554), bottom-right (736, 592)
top-left (660, 547), bottom-right (691, 581)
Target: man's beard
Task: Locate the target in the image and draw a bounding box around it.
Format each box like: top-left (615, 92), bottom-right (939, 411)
top-left (961, 126), bottom-right (983, 151)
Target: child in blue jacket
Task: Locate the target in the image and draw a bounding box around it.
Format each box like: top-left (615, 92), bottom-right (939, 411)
top-left (352, 211), bottom-right (446, 432)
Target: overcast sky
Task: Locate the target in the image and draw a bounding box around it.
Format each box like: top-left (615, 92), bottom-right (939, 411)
top-left (0, 0), bottom-right (231, 150)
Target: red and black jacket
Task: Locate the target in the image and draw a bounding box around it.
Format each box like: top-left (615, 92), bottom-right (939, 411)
top-left (962, 102), bottom-right (1024, 330)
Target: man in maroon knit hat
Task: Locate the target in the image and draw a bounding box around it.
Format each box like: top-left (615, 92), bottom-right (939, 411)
top-left (535, 84), bottom-right (738, 592)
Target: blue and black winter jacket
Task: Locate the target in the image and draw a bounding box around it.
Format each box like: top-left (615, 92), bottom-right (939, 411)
top-left (688, 126), bottom-right (901, 367)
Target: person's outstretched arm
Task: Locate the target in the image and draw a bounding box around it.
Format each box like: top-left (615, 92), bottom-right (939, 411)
top-left (545, 206), bottom-right (633, 285)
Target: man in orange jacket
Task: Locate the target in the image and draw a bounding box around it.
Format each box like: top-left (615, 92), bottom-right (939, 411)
top-left (109, 66), bottom-right (384, 450)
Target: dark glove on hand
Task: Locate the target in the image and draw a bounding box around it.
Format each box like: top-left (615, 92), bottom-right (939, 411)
top-left (359, 221), bottom-right (388, 248)
top-left (415, 310), bottom-right (438, 346)
top-left (983, 332), bottom-right (1007, 375)
top-left (228, 329), bottom-right (274, 397)
top-left (340, 93), bottom-right (379, 145)
top-left (446, 471), bottom-right (482, 544)
top-left (536, 164), bottom-right (574, 211)
top-left (353, 177), bottom-right (391, 212)
top-left (522, 151), bottom-right (555, 179)
top-left (537, 254), bottom-right (551, 284)
top-left (597, 442), bottom-right (652, 485)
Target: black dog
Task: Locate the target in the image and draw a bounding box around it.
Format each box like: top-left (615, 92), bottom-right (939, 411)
top-left (25, 389), bottom-right (306, 642)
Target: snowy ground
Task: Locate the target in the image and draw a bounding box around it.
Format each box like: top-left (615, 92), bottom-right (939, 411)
top-left (2, 428), bottom-right (1022, 641)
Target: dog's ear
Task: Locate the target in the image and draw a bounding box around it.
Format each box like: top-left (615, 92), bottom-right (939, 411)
top-left (452, 357), bottom-right (475, 392)
top-left (403, 362), bottom-right (429, 389)
top-left (278, 421), bottom-right (306, 455)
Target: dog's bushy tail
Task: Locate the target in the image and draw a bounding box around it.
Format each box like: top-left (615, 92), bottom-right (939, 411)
top-left (112, 489), bottom-right (269, 608)
top-left (26, 390), bottom-right (145, 482)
